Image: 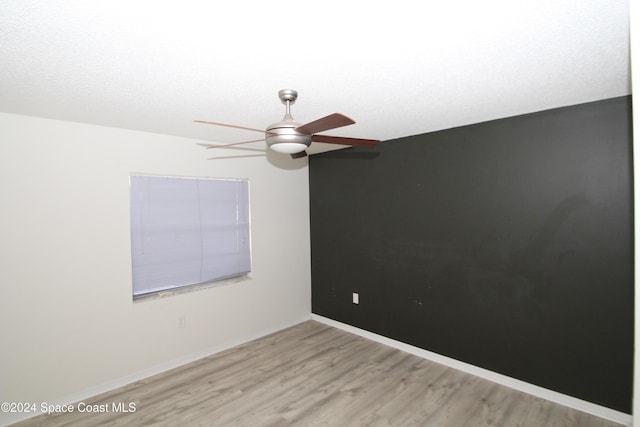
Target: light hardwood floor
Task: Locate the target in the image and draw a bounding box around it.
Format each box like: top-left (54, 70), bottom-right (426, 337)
top-left (12, 320), bottom-right (624, 426)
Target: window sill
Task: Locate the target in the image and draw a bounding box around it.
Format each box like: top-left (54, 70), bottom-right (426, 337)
top-left (132, 274), bottom-right (252, 303)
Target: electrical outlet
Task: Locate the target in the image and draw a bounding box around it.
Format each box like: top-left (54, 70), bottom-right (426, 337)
top-left (178, 316), bottom-right (186, 328)
top-left (352, 293), bottom-right (359, 304)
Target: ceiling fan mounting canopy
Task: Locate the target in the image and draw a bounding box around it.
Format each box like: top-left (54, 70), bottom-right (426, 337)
top-left (278, 89), bottom-right (298, 104)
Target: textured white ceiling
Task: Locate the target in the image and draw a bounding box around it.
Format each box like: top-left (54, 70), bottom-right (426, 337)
top-left (0, 0), bottom-right (631, 155)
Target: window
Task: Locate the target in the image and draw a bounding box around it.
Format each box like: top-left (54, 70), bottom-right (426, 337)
top-left (130, 175), bottom-right (251, 298)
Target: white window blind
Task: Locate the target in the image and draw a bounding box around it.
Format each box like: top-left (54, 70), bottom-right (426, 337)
top-left (130, 175), bottom-right (251, 297)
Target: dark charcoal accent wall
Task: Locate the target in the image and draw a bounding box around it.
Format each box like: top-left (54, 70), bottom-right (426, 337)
top-left (309, 96), bottom-right (633, 413)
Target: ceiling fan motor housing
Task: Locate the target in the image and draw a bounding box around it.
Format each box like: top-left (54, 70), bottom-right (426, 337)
top-left (265, 123), bottom-right (311, 154)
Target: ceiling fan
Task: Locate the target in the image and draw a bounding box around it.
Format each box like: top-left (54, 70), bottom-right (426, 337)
top-left (195, 89), bottom-right (380, 159)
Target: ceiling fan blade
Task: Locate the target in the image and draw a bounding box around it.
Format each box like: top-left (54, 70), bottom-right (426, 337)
top-left (195, 120), bottom-right (276, 135)
top-left (295, 113), bottom-right (355, 135)
top-left (311, 134), bottom-right (380, 148)
top-left (196, 142), bottom-right (266, 153)
top-left (203, 139), bottom-right (266, 149)
top-left (290, 151), bottom-right (308, 159)
top-left (208, 154), bottom-right (268, 160)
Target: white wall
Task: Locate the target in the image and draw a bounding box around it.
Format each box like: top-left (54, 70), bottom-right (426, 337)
top-left (0, 113), bottom-right (311, 425)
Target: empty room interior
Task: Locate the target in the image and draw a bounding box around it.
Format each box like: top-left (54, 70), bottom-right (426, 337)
top-left (0, 1), bottom-right (636, 426)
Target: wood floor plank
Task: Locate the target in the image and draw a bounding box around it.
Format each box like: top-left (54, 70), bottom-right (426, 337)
top-left (10, 321), bottom-right (625, 427)
top-left (367, 362), bottom-right (454, 423)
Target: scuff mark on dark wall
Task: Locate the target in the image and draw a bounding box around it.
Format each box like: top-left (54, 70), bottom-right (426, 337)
top-left (508, 193), bottom-right (590, 285)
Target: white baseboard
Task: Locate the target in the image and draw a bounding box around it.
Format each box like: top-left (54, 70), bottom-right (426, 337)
top-left (311, 314), bottom-right (632, 427)
top-left (1, 315), bottom-right (311, 427)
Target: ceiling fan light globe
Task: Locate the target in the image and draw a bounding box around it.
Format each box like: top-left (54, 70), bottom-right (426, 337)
top-left (269, 142), bottom-right (308, 154)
